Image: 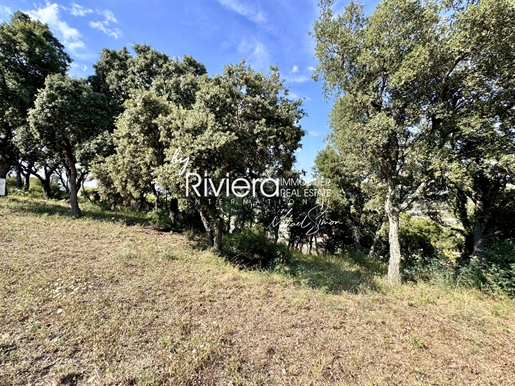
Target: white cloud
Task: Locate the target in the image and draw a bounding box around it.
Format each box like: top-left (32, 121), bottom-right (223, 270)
top-left (286, 74), bottom-right (310, 83)
top-left (89, 9), bottom-right (122, 39)
top-left (287, 92), bottom-right (311, 101)
top-left (98, 9), bottom-right (117, 24)
top-left (308, 131), bottom-right (323, 137)
top-left (284, 66), bottom-right (316, 84)
top-left (83, 65), bottom-right (88, 71)
top-left (218, 0), bottom-right (266, 24)
top-left (283, 66), bottom-right (314, 84)
top-left (67, 41), bottom-right (85, 51)
top-left (27, 2), bottom-right (85, 56)
top-left (69, 3), bottom-right (92, 17)
top-left (0, 5), bottom-right (12, 21)
top-left (89, 20), bottom-right (123, 39)
top-left (238, 39), bottom-right (270, 70)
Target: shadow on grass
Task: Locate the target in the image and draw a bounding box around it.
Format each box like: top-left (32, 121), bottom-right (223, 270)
top-left (4, 196), bottom-right (386, 294)
top-left (276, 251), bottom-right (387, 294)
top-left (2, 197), bottom-right (149, 227)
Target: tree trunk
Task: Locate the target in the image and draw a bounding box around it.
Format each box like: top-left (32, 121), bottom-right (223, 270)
top-left (471, 201), bottom-right (486, 261)
top-left (0, 156), bottom-right (11, 179)
top-left (169, 198), bottom-right (179, 225)
top-left (353, 226), bottom-right (363, 252)
top-left (41, 178), bottom-right (52, 199)
top-left (34, 166), bottom-right (56, 199)
top-left (23, 169), bottom-right (31, 191)
top-left (368, 221), bottom-right (384, 257)
top-left (151, 184), bottom-right (160, 210)
top-left (385, 184), bottom-right (402, 285)
top-left (199, 210), bottom-right (214, 247)
top-left (226, 202), bottom-right (232, 233)
top-left (214, 216), bottom-right (223, 253)
top-left (65, 151), bottom-right (81, 218)
top-left (82, 186), bottom-right (93, 202)
top-left (0, 157), bottom-right (10, 196)
top-left (57, 166), bottom-right (71, 194)
top-left (16, 163), bottom-right (23, 190)
top-left (273, 225), bottom-right (279, 244)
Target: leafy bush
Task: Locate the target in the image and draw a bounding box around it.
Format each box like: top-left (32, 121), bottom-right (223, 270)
top-left (400, 214), bottom-right (462, 277)
top-left (5, 177), bottom-right (65, 199)
top-left (483, 239), bottom-right (515, 297)
top-left (401, 220), bottom-right (437, 259)
top-left (222, 227), bottom-right (291, 269)
top-left (451, 240), bottom-right (515, 297)
top-left (414, 239), bottom-right (515, 298)
top-left (146, 208), bottom-right (175, 231)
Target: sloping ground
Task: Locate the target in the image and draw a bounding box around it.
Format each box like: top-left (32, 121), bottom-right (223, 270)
top-left (1, 198), bottom-right (514, 385)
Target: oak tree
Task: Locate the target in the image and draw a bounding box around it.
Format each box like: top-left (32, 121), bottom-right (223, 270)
top-left (26, 74), bottom-right (109, 217)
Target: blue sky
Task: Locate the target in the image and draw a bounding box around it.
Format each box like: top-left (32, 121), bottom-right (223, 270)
top-left (0, 0), bottom-right (378, 178)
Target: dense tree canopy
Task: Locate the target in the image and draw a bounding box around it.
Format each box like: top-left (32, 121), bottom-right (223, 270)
top-left (91, 47), bottom-right (208, 209)
top-left (157, 62), bottom-right (305, 251)
top-left (0, 11), bottom-right (70, 186)
top-left (25, 74), bottom-right (110, 217)
top-left (313, 0), bottom-right (443, 283)
top-left (313, 0), bottom-right (515, 283)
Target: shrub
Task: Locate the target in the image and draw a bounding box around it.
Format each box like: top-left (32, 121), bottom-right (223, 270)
top-left (483, 239), bottom-right (515, 297)
top-left (5, 176), bottom-right (65, 199)
top-left (146, 208), bottom-right (175, 231)
top-left (422, 240), bottom-right (515, 298)
top-left (222, 227), bottom-right (291, 269)
top-left (400, 214), bottom-right (462, 279)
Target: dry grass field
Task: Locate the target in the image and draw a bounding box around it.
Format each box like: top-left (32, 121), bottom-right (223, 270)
top-left (1, 197), bottom-right (514, 385)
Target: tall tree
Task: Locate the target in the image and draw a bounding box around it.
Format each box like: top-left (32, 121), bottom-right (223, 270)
top-left (25, 74), bottom-right (109, 217)
top-left (436, 0), bottom-right (515, 259)
top-left (158, 62), bottom-right (305, 251)
top-left (97, 90), bottom-right (171, 207)
top-left (313, 0), bottom-right (443, 283)
top-left (0, 12), bottom-right (70, 187)
top-left (91, 47), bottom-right (207, 208)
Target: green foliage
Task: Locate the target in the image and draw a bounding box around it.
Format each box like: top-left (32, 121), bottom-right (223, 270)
top-left (313, 0), bottom-right (444, 283)
top-left (25, 74), bottom-right (111, 217)
top-left (0, 11), bottom-right (71, 181)
top-left (222, 227), bottom-right (291, 269)
top-left (408, 239), bottom-right (515, 299)
top-left (146, 208), bottom-right (175, 231)
top-left (5, 177), bottom-right (64, 199)
top-left (314, 145), bottom-right (384, 253)
top-left (313, 0), bottom-right (515, 278)
top-left (400, 216), bottom-right (438, 259)
top-left (157, 61), bottom-right (305, 251)
top-left (91, 49), bottom-right (208, 209)
top-left (93, 90), bottom-right (171, 204)
top-left (400, 214), bottom-right (462, 267)
top-left (483, 240), bottom-right (515, 297)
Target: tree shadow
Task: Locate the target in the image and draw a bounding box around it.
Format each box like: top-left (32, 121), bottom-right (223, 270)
top-left (4, 197), bottom-right (387, 294)
top-left (2, 197), bottom-right (149, 227)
